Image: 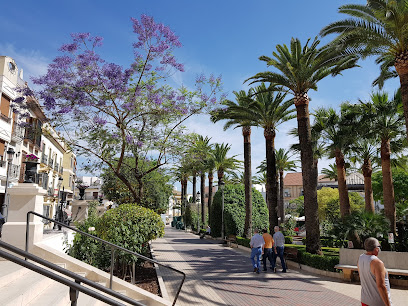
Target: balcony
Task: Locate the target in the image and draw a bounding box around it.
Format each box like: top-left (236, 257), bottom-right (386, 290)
top-left (47, 187), bottom-right (54, 197)
top-left (11, 123), bottom-right (24, 142)
top-left (54, 162), bottom-right (59, 172)
top-left (37, 173), bottom-right (49, 190)
top-left (9, 164), bottom-right (20, 180)
top-left (41, 154), bottom-right (48, 166)
top-left (0, 114), bottom-right (11, 124)
top-left (48, 158), bottom-right (54, 169)
top-left (59, 166), bottom-right (63, 175)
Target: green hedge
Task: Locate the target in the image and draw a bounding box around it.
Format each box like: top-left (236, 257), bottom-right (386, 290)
top-left (210, 184), bottom-right (268, 237)
top-left (284, 236), bottom-right (293, 244)
top-left (236, 236), bottom-right (251, 248)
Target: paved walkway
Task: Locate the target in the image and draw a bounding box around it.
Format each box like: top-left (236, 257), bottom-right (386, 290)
top-left (151, 226), bottom-right (408, 306)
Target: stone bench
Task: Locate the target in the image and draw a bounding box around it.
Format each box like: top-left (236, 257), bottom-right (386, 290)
top-left (335, 248), bottom-right (408, 281)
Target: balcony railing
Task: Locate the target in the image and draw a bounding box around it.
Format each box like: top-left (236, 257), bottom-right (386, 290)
top-left (9, 164), bottom-right (20, 180)
top-left (54, 162), bottom-right (59, 172)
top-left (11, 123), bottom-right (24, 141)
top-left (48, 187), bottom-right (54, 197)
top-left (48, 158), bottom-right (54, 169)
top-left (0, 113), bottom-right (11, 123)
top-left (59, 166), bottom-right (63, 175)
top-left (37, 173), bottom-right (49, 190)
top-left (41, 153), bottom-right (48, 165)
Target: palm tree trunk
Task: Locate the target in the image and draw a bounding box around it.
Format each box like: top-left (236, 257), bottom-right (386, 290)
top-left (264, 128), bottom-right (278, 232)
top-left (192, 174), bottom-right (197, 203)
top-left (243, 126), bottom-right (253, 238)
top-left (200, 172), bottom-right (205, 226)
top-left (295, 96), bottom-right (321, 254)
top-left (208, 171), bottom-right (213, 225)
top-left (180, 180), bottom-right (184, 216)
top-left (381, 138), bottom-right (396, 234)
top-left (335, 149), bottom-right (350, 218)
top-left (395, 62), bottom-right (408, 143)
top-left (362, 158), bottom-right (375, 213)
top-left (279, 170), bottom-right (285, 224)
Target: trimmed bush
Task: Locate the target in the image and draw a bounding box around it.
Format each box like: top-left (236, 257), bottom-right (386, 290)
top-left (284, 236), bottom-right (293, 244)
top-left (210, 184), bottom-right (268, 237)
top-left (297, 249), bottom-right (339, 272)
top-left (236, 236), bottom-right (251, 248)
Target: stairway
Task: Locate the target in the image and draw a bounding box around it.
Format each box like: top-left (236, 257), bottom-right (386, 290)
top-left (0, 260), bottom-right (106, 306)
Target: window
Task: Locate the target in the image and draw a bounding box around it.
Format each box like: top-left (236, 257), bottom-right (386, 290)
top-left (284, 189), bottom-right (291, 197)
top-left (0, 94), bottom-right (11, 122)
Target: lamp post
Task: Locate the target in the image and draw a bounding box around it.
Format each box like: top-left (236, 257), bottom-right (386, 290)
top-left (1, 147), bottom-right (14, 221)
top-left (196, 191), bottom-right (200, 232)
top-left (53, 177), bottom-right (63, 230)
top-left (220, 181), bottom-right (225, 239)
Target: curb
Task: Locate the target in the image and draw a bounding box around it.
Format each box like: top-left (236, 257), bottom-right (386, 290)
top-left (149, 242), bottom-right (170, 302)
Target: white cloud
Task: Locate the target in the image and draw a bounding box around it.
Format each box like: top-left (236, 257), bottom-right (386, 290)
top-left (0, 43), bottom-right (49, 86)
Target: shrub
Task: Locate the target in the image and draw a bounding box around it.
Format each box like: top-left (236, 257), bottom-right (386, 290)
top-left (284, 236), bottom-right (293, 244)
top-left (97, 203), bottom-right (164, 255)
top-left (297, 249), bottom-right (339, 272)
top-left (210, 184), bottom-right (268, 237)
top-left (236, 236), bottom-right (250, 248)
top-left (66, 201), bottom-right (110, 269)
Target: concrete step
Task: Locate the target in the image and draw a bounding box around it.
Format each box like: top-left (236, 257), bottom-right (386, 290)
top-left (0, 260), bottom-right (31, 288)
top-left (1, 267), bottom-right (56, 306)
top-left (26, 281), bottom-right (70, 306)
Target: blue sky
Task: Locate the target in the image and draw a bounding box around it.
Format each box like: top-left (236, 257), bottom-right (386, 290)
top-left (1, 0), bottom-right (401, 187)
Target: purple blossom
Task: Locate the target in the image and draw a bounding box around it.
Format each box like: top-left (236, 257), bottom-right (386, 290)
top-left (13, 97), bottom-right (24, 104)
top-left (112, 133), bottom-right (120, 139)
top-left (93, 116), bottom-right (107, 125)
top-left (196, 74), bottom-right (206, 83)
top-left (200, 94), bottom-right (209, 102)
top-left (59, 43), bottom-right (78, 53)
top-left (210, 97), bottom-right (217, 104)
top-left (126, 135), bottom-right (133, 143)
top-left (58, 106), bottom-right (72, 114)
top-left (136, 141), bottom-right (143, 148)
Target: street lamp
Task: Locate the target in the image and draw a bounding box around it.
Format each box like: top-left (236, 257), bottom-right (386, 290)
top-left (220, 181), bottom-right (225, 239)
top-left (53, 177), bottom-right (63, 230)
top-left (196, 191), bottom-right (200, 232)
top-left (1, 147), bottom-right (14, 221)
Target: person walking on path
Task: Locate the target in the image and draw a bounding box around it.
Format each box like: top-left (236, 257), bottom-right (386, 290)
top-left (250, 228), bottom-right (265, 274)
top-left (262, 228), bottom-right (274, 272)
top-left (272, 226), bottom-right (287, 272)
top-left (358, 237), bottom-right (392, 306)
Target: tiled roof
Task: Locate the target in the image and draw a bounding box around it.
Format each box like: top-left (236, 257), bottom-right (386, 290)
top-left (283, 172), bottom-right (303, 186)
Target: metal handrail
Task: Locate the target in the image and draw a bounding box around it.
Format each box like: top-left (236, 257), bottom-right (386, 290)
top-left (0, 240), bottom-right (141, 306)
top-left (26, 211), bottom-right (185, 306)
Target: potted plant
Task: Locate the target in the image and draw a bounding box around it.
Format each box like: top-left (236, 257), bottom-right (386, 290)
top-left (23, 153), bottom-right (39, 183)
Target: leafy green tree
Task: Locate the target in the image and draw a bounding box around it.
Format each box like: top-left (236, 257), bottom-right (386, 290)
top-left (247, 37), bottom-right (358, 254)
top-left (101, 157), bottom-right (172, 212)
top-left (210, 184), bottom-right (269, 237)
top-left (212, 143), bottom-right (241, 184)
top-left (321, 0), bottom-right (408, 142)
top-left (211, 89), bottom-right (254, 238)
top-left (317, 187), bottom-right (364, 223)
top-left (24, 16), bottom-right (224, 205)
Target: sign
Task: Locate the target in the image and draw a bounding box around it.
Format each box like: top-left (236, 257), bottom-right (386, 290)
top-left (388, 233), bottom-right (394, 244)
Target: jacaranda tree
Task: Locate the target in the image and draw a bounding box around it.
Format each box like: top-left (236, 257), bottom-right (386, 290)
top-left (15, 15), bottom-right (225, 204)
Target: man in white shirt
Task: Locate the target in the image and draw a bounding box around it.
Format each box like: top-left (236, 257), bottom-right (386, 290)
top-left (358, 237), bottom-right (392, 306)
top-left (250, 228), bottom-right (265, 274)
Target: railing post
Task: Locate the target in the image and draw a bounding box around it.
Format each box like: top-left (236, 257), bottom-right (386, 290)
top-left (70, 280), bottom-right (80, 306)
top-left (25, 212), bottom-right (30, 260)
top-left (110, 246), bottom-right (115, 289)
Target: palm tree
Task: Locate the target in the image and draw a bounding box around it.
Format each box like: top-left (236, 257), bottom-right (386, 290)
top-left (223, 83), bottom-right (295, 231)
top-left (193, 135), bottom-right (213, 226)
top-left (321, 163), bottom-right (339, 181)
top-left (246, 37), bottom-right (358, 254)
top-left (359, 91), bottom-right (406, 233)
top-left (275, 148), bottom-right (297, 223)
top-left (314, 105), bottom-right (358, 218)
top-left (212, 143), bottom-right (241, 184)
top-left (350, 140), bottom-right (378, 213)
top-left (320, 1), bottom-right (408, 142)
top-left (211, 90), bottom-right (254, 237)
top-left (205, 156), bottom-right (216, 227)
